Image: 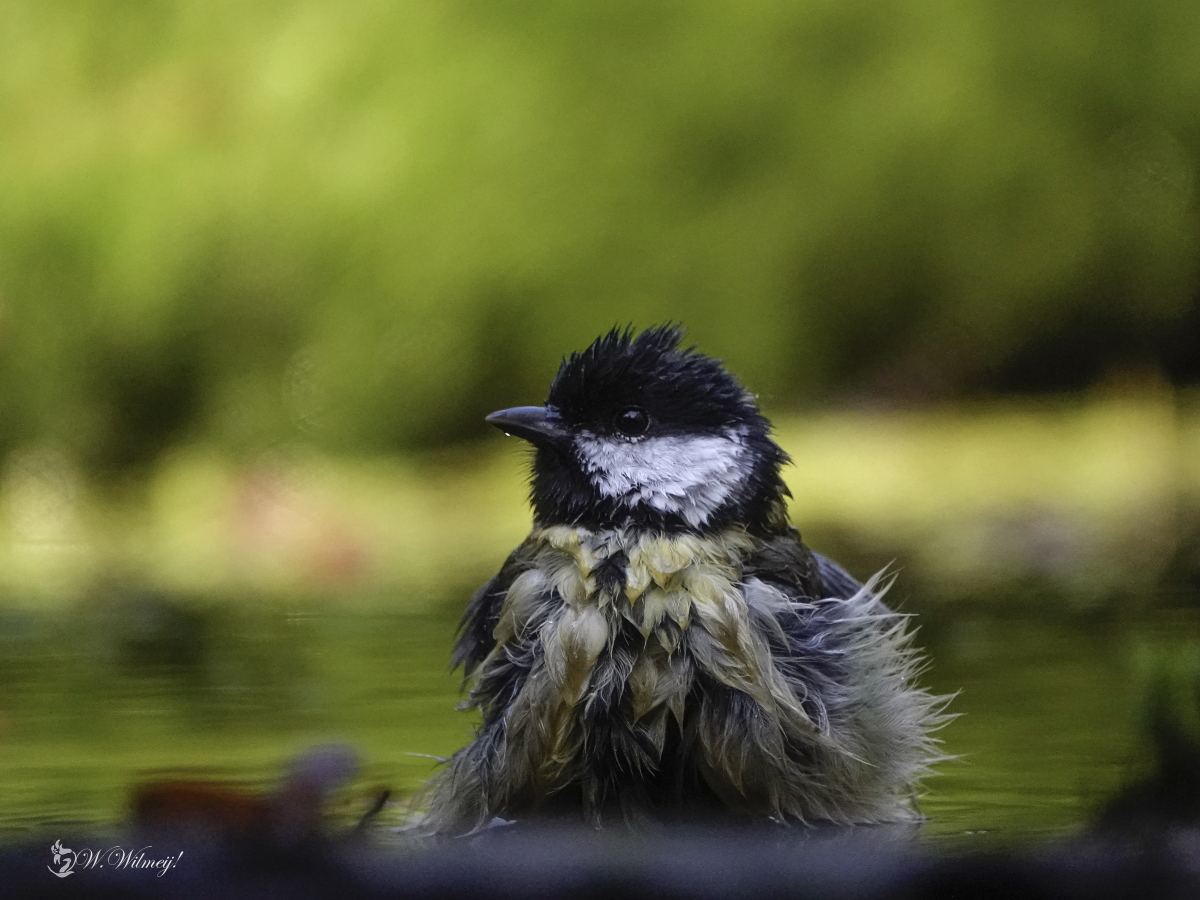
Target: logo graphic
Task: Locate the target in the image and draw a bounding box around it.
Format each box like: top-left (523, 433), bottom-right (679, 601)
top-left (46, 840), bottom-right (183, 878)
top-left (48, 839), bottom-right (77, 878)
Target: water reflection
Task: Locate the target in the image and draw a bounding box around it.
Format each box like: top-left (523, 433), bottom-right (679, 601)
top-left (0, 588), bottom-right (1197, 842)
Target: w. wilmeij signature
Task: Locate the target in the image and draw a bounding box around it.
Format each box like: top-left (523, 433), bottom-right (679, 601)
top-left (48, 839), bottom-right (183, 878)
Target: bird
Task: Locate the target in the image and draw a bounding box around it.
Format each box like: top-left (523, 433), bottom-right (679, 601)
top-left (419, 325), bottom-right (948, 833)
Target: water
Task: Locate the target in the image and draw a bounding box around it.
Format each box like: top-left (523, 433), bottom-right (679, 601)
top-left (916, 607), bottom-right (1195, 843)
top-left (0, 589), bottom-right (1196, 844)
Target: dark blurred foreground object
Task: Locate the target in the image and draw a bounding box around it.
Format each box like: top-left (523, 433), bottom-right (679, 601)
top-left (3, 821), bottom-right (1197, 900)
top-left (132, 743), bottom-right (362, 845)
top-left (1095, 682), bottom-right (1200, 840)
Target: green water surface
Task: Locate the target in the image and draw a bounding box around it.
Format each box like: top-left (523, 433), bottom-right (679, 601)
top-left (0, 589), bottom-right (1195, 845)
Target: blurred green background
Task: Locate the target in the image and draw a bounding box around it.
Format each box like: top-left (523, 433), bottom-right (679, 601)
top-left (2, 0), bottom-right (1200, 841)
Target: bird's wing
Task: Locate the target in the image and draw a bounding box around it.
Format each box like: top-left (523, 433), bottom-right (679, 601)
top-left (742, 533), bottom-right (870, 604)
top-left (739, 538), bottom-right (942, 822)
top-left (451, 540), bottom-right (537, 678)
top-left (740, 529), bottom-right (823, 601)
top-left (810, 551), bottom-right (864, 600)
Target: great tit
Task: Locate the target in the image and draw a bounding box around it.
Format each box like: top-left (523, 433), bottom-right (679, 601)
top-left (421, 325), bottom-right (947, 832)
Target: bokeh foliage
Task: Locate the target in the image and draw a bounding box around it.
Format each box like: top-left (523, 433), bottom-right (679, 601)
top-left (3, 3), bottom-right (1200, 842)
top-left (1, 0), bottom-right (1198, 472)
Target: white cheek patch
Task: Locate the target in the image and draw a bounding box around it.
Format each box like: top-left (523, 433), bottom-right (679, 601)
top-left (574, 428), bottom-right (751, 527)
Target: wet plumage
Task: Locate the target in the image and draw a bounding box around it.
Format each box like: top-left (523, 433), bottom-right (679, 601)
top-left (420, 325), bottom-right (948, 832)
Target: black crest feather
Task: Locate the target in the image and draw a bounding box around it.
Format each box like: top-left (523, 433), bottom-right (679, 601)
top-left (547, 324), bottom-right (752, 434)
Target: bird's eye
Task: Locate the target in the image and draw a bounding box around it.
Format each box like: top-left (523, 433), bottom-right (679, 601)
top-left (615, 407), bottom-right (650, 437)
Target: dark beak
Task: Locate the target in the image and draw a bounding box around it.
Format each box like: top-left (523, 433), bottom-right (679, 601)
top-left (485, 406), bottom-right (572, 450)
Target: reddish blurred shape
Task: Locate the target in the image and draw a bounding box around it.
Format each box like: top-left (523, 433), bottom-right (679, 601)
top-left (131, 744), bottom-right (360, 843)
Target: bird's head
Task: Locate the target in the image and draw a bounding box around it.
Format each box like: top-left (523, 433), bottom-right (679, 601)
top-left (486, 325), bottom-right (791, 533)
